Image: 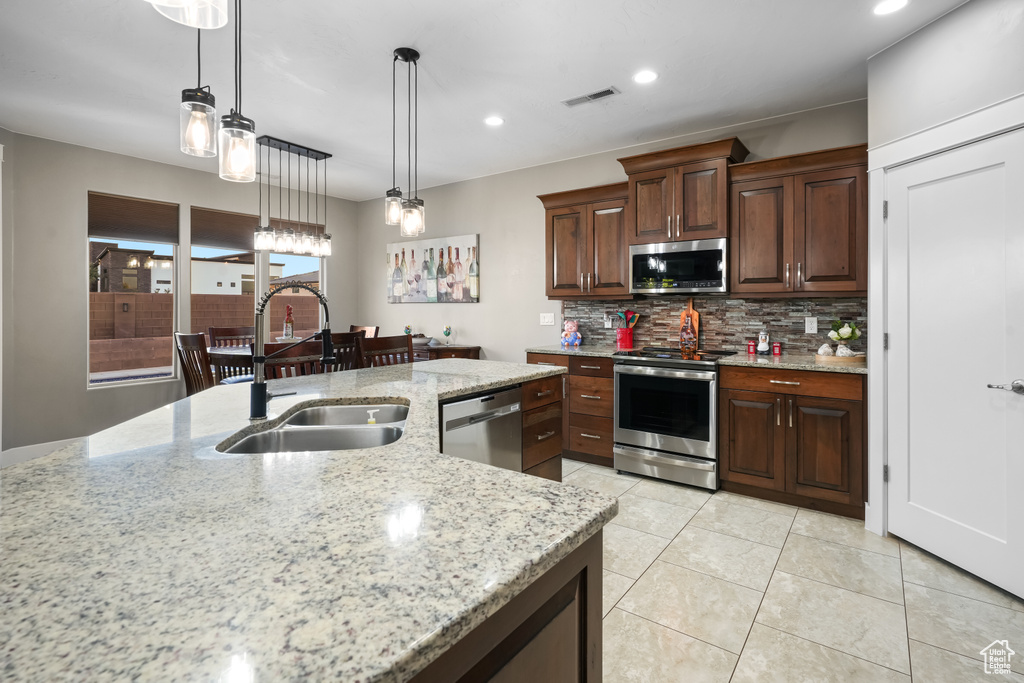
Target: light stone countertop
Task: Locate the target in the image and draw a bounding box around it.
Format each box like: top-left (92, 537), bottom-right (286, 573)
top-left (0, 359), bottom-right (617, 682)
top-left (525, 343), bottom-right (620, 358)
top-left (718, 352), bottom-right (868, 375)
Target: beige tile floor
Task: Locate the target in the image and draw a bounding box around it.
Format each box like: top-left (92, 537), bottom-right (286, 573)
top-left (561, 459), bottom-right (1024, 682)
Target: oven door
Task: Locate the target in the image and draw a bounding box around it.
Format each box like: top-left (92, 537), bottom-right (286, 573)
top-left (614, 362), bottom-right (716, 460)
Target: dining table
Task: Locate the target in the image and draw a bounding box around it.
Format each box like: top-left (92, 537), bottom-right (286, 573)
top-left (207, 345), bottom-right (254, 383)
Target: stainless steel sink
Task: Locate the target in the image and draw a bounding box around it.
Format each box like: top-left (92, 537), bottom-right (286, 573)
top-left (223, 425), bottom-right (404, 454)
top-left (283, 404), bottom-right (409, 426)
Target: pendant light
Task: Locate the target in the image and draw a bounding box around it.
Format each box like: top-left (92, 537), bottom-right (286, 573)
top-left (254, 136), bottom-right (332, 257)
top-left (180, 29), bottom-right (217, 157)
top-left (320, 155), bottom-right (332, 256)
top-left (383, 53), bottom-right (403, 225)
top-left (392, 48), bottom-right (426, 236)
top-left (253, 143), bottom-right (274, 250)
top-left (219, 0), bottom-right (256, 182)
top-left (146, 0), bottom-right (228, 30)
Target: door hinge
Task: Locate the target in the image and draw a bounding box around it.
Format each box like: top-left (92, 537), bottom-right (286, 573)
top-left (883, 465), bottom-right (889, 483)
top-left (882, 200), bottom-right (888, 219)
top-left (883, 333), bottom-right (889, 350)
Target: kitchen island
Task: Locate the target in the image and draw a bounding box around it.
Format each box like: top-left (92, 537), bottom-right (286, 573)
top-left (0, 359), bottom-right (617, 681)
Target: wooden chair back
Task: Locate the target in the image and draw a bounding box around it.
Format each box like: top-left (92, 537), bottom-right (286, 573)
top-left (208, 326), bottom-right (256, 348)
top-left (325, 330), bottom-right (366, 372)
top-left (211, 354), bottom-right (254, 384)
top-left (261, 340), bottom-right (324, 379)
top-left (349, 325), bottom-right (380, 339)
top-left (357, 335), bottom-right (414, 368)
top-left (175, 332), bottom-right (215, 396)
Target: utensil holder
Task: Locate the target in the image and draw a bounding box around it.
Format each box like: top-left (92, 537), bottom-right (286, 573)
top-left (616, 328), bottom-right (634, 349)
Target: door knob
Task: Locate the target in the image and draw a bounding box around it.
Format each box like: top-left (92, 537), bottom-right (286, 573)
top-left (987, 380), bottom-right (1024, 395)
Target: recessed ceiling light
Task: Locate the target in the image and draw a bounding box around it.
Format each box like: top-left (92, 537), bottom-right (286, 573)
top-left (632, 70), bottom-right (658, 84)
top-left (874, 0), bottom-right (909, 15)
top-left (484, 116), bottom-right (504, 126)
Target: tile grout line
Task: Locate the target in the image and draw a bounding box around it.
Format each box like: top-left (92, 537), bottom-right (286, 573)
top-left (613, 606), bottom-right (745, 658)
top-left (769, 568), bottom-right (906, 607)
top-left (750, 622), bottom-right (915, 680)
top-left (902, 578), bottom-right (1024, 614)
top-left (788, 528), bottom-right (901, 560)
top-left (727, 507), bottom-right (796, 682)
top-left (899, 542), bottom-right (914, 682)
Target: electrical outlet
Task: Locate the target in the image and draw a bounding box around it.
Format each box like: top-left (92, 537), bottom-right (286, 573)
top-left (805, 317), bottom-right (818, 334)
top-left (539, 313), bottom-right (555, 326)
top-left (603, 313), bottom-right (613, 329)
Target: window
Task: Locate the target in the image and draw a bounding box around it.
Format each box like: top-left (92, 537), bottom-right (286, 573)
top-left (270, 251), bottom-right (322, 338)
top-left (190, 207), bottom-right (260, 341)
top-left (87, 191), bottom-right (178, 385)
top-left (230, 282), bottom-right (236, 288)
top-left (216, 281), bottom-right (223, 287)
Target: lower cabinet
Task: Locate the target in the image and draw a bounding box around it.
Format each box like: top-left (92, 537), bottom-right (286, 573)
top-left (413, 345), bottom-right (481, 361)
top-left (521, 374), bottom-right (565, 481)
top-left (719, 366), bottom-right (865, 519)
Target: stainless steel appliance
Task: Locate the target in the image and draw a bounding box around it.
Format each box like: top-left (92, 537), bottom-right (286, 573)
top-left (613, 348), bottom-right (736, 489)
top-left (440, 387), bottom-right (523, 471)
top-left (628, 238), bottom-right (727, 295)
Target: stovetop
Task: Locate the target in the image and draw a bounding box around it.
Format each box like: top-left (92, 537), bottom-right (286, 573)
top-left (613, 347), bottom-right (737, 368)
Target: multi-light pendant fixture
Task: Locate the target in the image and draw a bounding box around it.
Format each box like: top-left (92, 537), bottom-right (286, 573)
top-left (145, 0), bottom-right (228, 30)
top-left (180, 29), bottom-right (217, 157)
top-left (385, 47), bottom-right (425, 236)
top-left (253, 137), bottom-right (333, 258)
top-left (218, 0), bottom-right (256, 182)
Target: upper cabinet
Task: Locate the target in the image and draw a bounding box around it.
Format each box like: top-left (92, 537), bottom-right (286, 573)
top-left (538, 183), bottom-right (630, 299)
top-left (730, 145), bottom-right (868, 296)
top-left (618, 138), bottom-right (749, 244)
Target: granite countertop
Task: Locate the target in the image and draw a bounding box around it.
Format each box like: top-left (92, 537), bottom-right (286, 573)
top-left (525, 343), bottom-right (620, 358)
top-left (0, 359), bottom-right (617, 682)
top-left (718, 352), bottom-right (868, 375)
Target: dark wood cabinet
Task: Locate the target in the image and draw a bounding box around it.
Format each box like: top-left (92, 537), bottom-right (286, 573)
top-left (539, 184), bottom-right (630, 299)
top-left (618, 138), bottom-right (748, 244)
top-left (719, 366), bottom-right (866, 519)
top-left (521, 374), bottom-right (565, 481)
top-left (730, 145), bottom-right (868, 296)
top-left (413, 345), bottom-right (481, 361)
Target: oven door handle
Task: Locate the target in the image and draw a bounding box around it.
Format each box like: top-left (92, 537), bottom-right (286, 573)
top-left (613, 444), bottom-right (716, 472)
top-left (614, 363), bottom-right (716, 382)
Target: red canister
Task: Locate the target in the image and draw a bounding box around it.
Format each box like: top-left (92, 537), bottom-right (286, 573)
top-left (747, 340), bottom-right (756, 354)
top-left (772, 342), bottom-right (782, 356)
top-left (616, 328), bottom-right (634, 349)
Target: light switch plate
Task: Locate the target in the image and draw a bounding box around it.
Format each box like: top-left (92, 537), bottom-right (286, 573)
top-left (805, 317), bottom-right (818, 334)
top-left (539, 313), bottom-right (555, 326)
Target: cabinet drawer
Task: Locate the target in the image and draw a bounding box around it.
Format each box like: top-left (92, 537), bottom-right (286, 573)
top-left (569, 356), bottom-right (614, 378)
top-left (569, 414), bottom-right (614, 458)
top-left (413, 350), bottom-right (430, 361)
top-left (568, 375), bottom-right (614, 418)
top-left (524, 456), bottom-right (561, 482)
top-left (522, 375), bottom-right (563, 411)
top-left (719, 366), bottom-right (863, 401)
top-left (527, 353), bottom-right (570, 369)
top-left (523, 403), bottom-right (563, 470)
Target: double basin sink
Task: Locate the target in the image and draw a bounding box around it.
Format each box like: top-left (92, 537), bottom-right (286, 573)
top-left (221, 403), bottom-right (408, 454)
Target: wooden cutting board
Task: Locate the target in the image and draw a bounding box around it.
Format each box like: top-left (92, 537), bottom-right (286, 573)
top-left (680, 298), bottom-right (699, 352)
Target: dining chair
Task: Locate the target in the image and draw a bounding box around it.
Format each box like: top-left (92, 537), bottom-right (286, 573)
top-left (175, 332), bottom-right (215, 396)
top-left (260, 340), bottom-right (325, 379)
top-left (208, 326), bottom-right (256, 347)
top-left (325, 330), bottom-right (366, 372)
top-left (349, 325), bottom-right (380, 339)
top-left (357, 335), bottom-right (414, 368)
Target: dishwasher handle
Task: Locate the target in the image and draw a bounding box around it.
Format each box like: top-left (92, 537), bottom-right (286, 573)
top-left (445, 403), bottom-right (521, 432)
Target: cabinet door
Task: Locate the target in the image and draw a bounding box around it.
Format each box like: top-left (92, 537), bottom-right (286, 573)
top-left (545, 205), bottom-right (586, 297)
top-left (628, 168), bottom-right (673, 244)
top-left (793, 165), bottom-right (867, 293)
top-left (675, 159), bottom-right (728, 239)
top-left (587, 199), bottom-right (629, 296)
top-left (719, 389), bottom-right (786, 490)
top-left (786, 395), bottom-right (863, 506)
top-left (730, 177), bottom-right (794, 293)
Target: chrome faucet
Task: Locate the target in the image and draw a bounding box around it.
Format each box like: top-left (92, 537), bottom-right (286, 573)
top-left (250, 282), bottom-right (334, 421)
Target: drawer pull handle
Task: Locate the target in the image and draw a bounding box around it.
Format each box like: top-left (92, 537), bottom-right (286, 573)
top-left (776, 398), bottom-right (781, 426)
top-left (536, 362), bottom-right (555, 366)
top-left (580, 394), bottom-right (602, 400)
top-left (789, 398), bottom-right (793, 428)
top-left (580, 433), bottom-right (602, 440)
top-left (535, 390), bottom-right (554, 398)
top-left (769, 380), bottom-right (801, 386)
top-left (580, 364), bottom-right (602, 370)
top-left (536, 431), bottom-right (556, 441)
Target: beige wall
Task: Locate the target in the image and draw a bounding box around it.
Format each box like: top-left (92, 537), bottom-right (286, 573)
top-left (354, 100), bottom-right (868, 362)
top-left (868, 0), bottom-right (1024, 148)
top-left (0, 131), bottom-right (358, 449)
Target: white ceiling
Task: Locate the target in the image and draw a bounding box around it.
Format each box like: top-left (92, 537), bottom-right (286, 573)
top-left (0, 0), bottom-right (964, 201)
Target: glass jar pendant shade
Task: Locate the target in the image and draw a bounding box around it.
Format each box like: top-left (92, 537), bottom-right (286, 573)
top-left (147, 0), bottom-right (228, 30)
top-left (180, 88), bottom-right (216, 157)
top-left (400, 198), bottom-right (425, 237)
top-left (219, 112), bottom-right (256, 182)
top-left (320, 233), bottom-right (333, 256)
top-left (385, 188), bottom-right (403, 225)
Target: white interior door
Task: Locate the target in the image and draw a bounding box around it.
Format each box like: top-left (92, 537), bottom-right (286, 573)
top-left (886, 127), bottom-right (1024, 598)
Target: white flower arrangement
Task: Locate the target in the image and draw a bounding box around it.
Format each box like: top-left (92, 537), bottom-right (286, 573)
top-left (827, 320), bottom-right (861, 342)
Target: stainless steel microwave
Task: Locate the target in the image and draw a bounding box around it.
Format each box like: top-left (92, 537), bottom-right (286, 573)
top-left (628, 238), bottom-right (727, 294)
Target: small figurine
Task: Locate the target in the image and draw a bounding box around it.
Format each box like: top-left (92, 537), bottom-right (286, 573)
top-left (561, 320), bottom-right (583, 347)
top-left (817, 343), bottom-right (834, 356)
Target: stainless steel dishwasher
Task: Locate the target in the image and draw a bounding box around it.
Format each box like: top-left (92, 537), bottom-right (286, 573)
top-left (440, 387), bottom-right (523, 471)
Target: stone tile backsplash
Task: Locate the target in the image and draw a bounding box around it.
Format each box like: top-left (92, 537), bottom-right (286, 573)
top-left (562, 296), bottom-right (867, 353)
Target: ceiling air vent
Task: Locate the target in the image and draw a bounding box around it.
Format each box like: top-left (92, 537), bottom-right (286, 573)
top-left (562, 86), bottom-right (621, 107)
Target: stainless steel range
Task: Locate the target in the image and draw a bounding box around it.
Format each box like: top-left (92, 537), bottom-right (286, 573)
top-left (612, 347), bottom-right (736, 490)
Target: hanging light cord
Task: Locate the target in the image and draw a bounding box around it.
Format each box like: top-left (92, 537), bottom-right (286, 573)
top-left (392, 56), bottom-right (397, 190)
top-left (406, 58), bottom-right (412, 201)
top-left (196, 29), bottom-right (202, 88)
top-left (234, 0), bottom-right (242, 113)
top-left (414, 59), bottom-right (419, 199)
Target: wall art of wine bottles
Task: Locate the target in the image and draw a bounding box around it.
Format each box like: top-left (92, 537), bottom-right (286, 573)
top-left (385, 234), bottom-right (479, 304)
